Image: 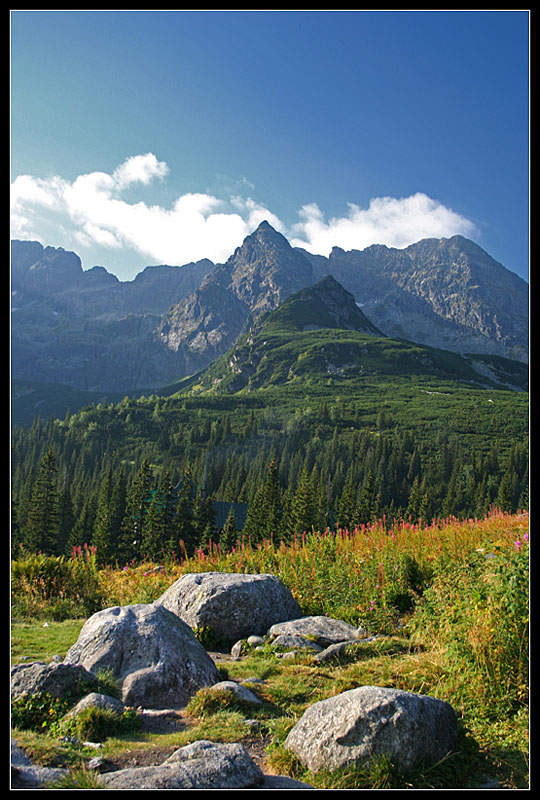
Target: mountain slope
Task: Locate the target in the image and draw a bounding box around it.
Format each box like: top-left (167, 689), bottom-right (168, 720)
top-left (11, 240), bottom-right (214, 391)
top-left (302, 235), bottom-right (528, 361)
top-left (156, 221), bottom-right (315, 360)
top-left (170, 276), bottom-right (528, 397)
top-left (10, 223), bottom-right (529, 400)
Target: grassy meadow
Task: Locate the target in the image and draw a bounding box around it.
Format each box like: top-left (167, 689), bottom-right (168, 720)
top-left (11, 509), bottom-right (529, 789)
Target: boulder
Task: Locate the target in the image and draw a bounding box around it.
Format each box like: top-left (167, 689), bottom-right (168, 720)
top-left (267, 615), bottom-right (365, 647)
top-left (284, 685), bottom-right (458, 773)
top-left (156, 572), bottom-right (301, 641)
top-left (63, 604), bottom-right (221, 709)
top-left (100, 740), bottom-right (264, 789)
top-left (65, 691), bottom-right (125, 718)
top-left (11, 660), bottom-right (98, 702)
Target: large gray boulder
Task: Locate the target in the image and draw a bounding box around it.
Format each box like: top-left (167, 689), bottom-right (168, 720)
top-left (267, 615), bottom-right (366, 647)
top-left (100, 740), bottom-right (264, 789)
top-left (63, 604), bottom-right (221, 709)
top-left (11, 660), bottom-right (98, 702)
top-left (156, 572), bottom-right (301, 641)
top-left (284, 685), bottom-right (458, 773)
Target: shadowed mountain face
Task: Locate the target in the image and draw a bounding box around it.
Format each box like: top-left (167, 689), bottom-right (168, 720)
top-left (11, 222), bottom-right (528, 394)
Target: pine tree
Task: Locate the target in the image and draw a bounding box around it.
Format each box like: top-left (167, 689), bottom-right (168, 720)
top-left (263, 457), bottom-right (281, 537)
top-left (355, 470), bottom-right (374, 526)
top-left (92, 468), bottom-right (114, 565)
top-left (336, 476), bottom-right (356, 530)
top-left (118, 459), bottom-right (153, 563)
top-left (242, 484), bottom-right (266, 545)
top-left (57, 485), bottom-right (75, 555)
top-left (405, 476), bottom-right (422, 522)
top-left (496, 469), bottom-right (519, 513)
top-left (193, 488), bottom-right (216, 549)
top-left (288, 466), bottom-right (315, 538)
top-left (174, 463), bottom-right (197, 558)
top-left (67, 495), bottom-right (97, 553)
top-left (220, 506), bottom-right (239, 551)
top-left (24, 449), bottom-right (59, 554)
top-left (143, 470), bottom-right (176, 561)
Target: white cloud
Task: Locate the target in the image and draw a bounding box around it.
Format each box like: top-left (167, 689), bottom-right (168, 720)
top-left (11, 154), bottom-right (477, 275)
top-left (289, 193), bottom-right (477, 255)
top-left (10, 156), bottom-right (255, 265)
top-left (112, 153), bottom-right (169, 189)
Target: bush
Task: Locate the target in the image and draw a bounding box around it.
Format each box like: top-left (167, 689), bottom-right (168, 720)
top-left (59, 706), bottom-right (140, 742)
top-left (11, 691), bottom-right (72, 732)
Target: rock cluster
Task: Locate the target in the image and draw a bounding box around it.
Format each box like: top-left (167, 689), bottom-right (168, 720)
top-left (11, 571), bottom-right (460, 789)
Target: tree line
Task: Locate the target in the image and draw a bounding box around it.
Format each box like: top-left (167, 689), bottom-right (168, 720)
top-left (11, 395), bottom-right (528, 565)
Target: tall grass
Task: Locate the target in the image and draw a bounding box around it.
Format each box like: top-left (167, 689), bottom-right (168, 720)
top-left (12, 509), bottom-right (528, 721)
top-left (11, 544), bottom-right (103, 621)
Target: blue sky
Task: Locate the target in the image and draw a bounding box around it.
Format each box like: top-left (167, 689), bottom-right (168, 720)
top-left (11, 10), bottom-right (529, 282)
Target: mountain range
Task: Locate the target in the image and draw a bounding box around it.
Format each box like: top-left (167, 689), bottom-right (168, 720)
top-left (11, 222), bottom-right (529, 418)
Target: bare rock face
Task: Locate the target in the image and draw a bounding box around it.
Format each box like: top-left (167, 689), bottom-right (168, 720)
top-left (156, 572), bottom-right (302, 642)
top-left (63, 603), bottom-right (221, 709)
top-left (99, 740), bottom-right (264, 789)
top-left (284, 685), bottom-right (458, 773)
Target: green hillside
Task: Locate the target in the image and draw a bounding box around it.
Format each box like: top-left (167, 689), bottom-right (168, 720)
top-left (167, 276), bottom-right (528, 397)
top-left (11, 279), bottom-right (528, 563)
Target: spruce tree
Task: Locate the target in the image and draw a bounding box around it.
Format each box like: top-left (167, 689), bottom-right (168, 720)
top-left (143, 470), bottom-right (176, 561)
top-left (220, 506), bottom-right (238, 551)
top-left (193, 487), bottom-right (216, 549)
top-left (174, 463), bottom-right (197, 558)
top-left (288, 466), bottom-right (315, 538)
top-left (118, 459), bottom-right (153, 564)
top-left (92, 468), bottom-right (113, 565)
top-left (24, 449), bottom-right (59, 554)
top-left (57, 485), bottom-right (75, 556)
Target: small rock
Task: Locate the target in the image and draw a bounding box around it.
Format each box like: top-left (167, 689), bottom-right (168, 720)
top-left (86, 756), bottom-right (103, 770)
top-left (231, 640), bottom-right (244, 659)
top-left (99, 739), bottom-right (264, 789)
top-left (65, 691), bottom-right (125, 718)
top-left (267, 615), bottom-right (364, 647)
top-left (312, 640), bottom-right (356, 662)
top-left (11, 661), bottom-right (98, 702)
top-left (208, 680), bottom-right (262, 705)
top-left (247, 635), bottom-right (265, 646)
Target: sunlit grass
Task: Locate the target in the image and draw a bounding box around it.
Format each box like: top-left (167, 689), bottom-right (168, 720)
top-left (11, 510), bottom-right (528, 789)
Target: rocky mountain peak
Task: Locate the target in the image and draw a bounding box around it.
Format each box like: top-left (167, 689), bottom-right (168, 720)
top-left (265, 274), bottom-right (383, 336)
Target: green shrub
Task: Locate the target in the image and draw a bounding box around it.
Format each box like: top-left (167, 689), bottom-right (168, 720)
top-left (409, 537), bottom-right (529, 716)
top-left (11, 691), bottom-right (72, 732)
top-left (59, 705), bottom-right (140, 742)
